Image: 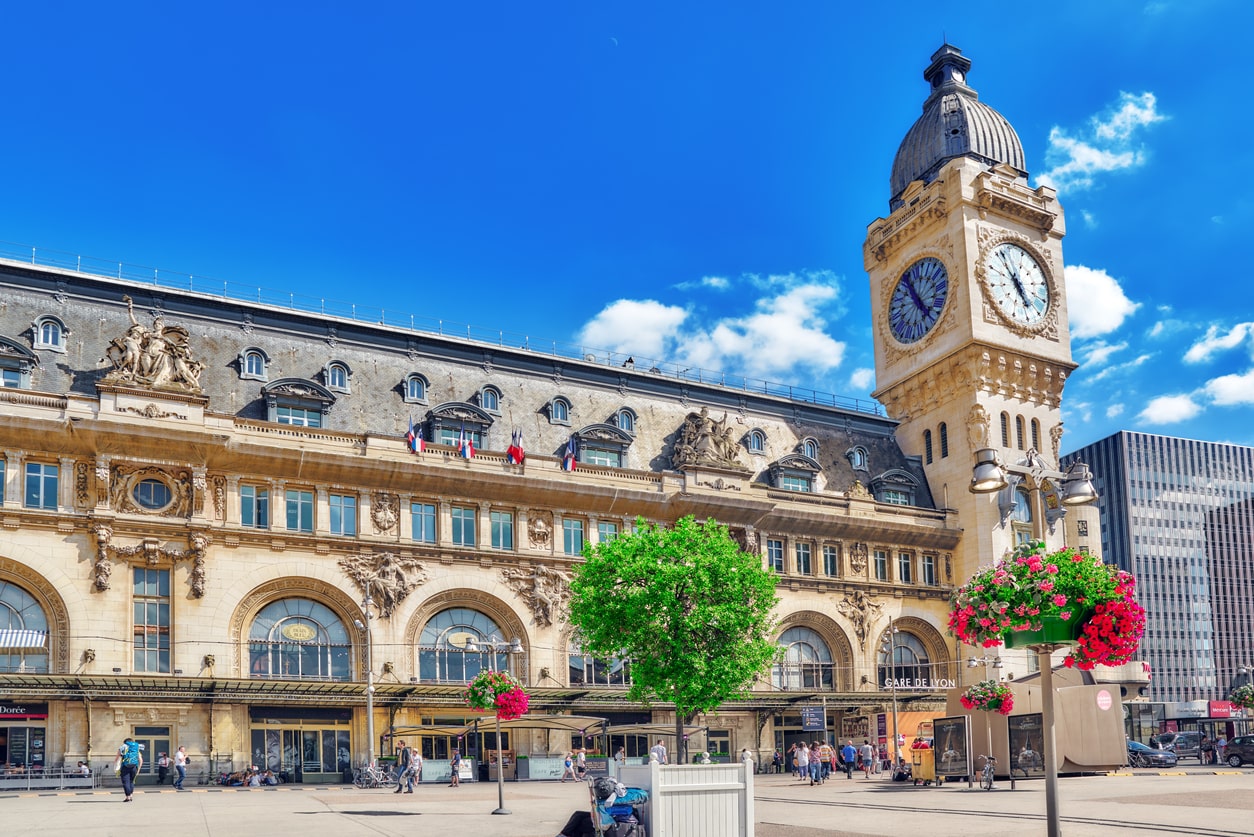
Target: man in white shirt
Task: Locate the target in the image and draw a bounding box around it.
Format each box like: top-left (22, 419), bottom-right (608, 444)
top-left (649, 740), bottom-right (668, 764)
top-left (173, 746), bottom-right (188, 790)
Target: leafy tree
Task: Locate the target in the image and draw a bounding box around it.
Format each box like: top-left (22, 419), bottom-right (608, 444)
top-left (568, 515), bottom-right (779, 761)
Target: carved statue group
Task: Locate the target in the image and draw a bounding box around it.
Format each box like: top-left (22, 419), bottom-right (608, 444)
top-left (101, 295), bottom-right (204, 392)
top-left (671, 406), bottom-right (743, 469)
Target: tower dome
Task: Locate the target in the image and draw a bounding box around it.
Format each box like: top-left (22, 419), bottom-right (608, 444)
top-left (888, 45), bottom-right (1026, 210)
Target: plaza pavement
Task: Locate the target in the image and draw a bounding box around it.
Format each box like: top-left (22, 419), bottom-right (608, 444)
top-left (1, 766), bottom-right (1251, 837)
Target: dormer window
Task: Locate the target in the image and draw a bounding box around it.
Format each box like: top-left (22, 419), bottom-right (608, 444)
top-left (324, 362), bottom-right (351, 393)
top-left (404, 373), bottom-right (429, 404)
top-left (33, 316), bottom-right (67, 352)
top-left (549, 397), bottom-right (571, 425)
top-left (846, 446), bottom-right (869, 471)
top-left (238, 348), bottom-right (270, 382)
top-left (870, 469), bottom-right (920, 507)
top-left (746, 429), bottom-right (766, 453)
top-left (479, 386), bottom-right (502, 414)
top-left (573, 424), bottom-right (633, 468)
top-left (0, 336), bottom-right (38, 389)
top-left (802, 438), bottom-right (819, 460)
top-left (262, 378), bottom-right (336, 428)
top-left (768, 453), bottom-right (821, 493)
top-left (616, 408), bottom-right (637, 435)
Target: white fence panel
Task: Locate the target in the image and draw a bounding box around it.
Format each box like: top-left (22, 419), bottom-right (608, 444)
top-left (618, 761), bottom-right (753, 837)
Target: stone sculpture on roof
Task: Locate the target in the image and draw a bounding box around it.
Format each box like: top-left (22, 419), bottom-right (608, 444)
top-left (101, 295), bottom-right (205, 393)
top-left (670, 406), bottom-right (744, 470)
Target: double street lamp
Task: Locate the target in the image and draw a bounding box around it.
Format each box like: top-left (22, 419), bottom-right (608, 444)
top-left (970, 445), bottom-right (1099, 837)
top-left (353, 586), bottom-right (378, 769)
top-left (879, 618), bottom-right (901, 768)
top-left (968, 654), bottom-right (1004, 784)
top-left (464, 634), bottom-right (524, 816)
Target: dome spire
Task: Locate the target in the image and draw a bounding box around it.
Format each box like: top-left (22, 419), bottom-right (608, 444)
top-left (888, 45), bottom-right (1027, 211)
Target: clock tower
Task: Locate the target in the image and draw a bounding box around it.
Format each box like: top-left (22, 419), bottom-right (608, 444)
top-left (864, 44), bottom-right (1094, 581)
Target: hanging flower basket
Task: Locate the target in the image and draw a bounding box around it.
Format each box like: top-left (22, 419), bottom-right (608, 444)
top-left (464, 669), bottom-right (530, 721)
top-left (1231, 684), bottom-right (1254, 711)
top-left (960, 679), bottom-right (1015, 715)
top-left (948, 542), bottom-right (1146, 670)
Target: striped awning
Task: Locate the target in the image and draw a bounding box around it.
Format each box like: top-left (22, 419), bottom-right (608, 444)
top-left (0, 629), bottom-right (47, 651)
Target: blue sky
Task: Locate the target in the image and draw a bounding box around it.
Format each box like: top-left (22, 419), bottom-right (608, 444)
top-left (1, 1), bottom-right (1249, 452)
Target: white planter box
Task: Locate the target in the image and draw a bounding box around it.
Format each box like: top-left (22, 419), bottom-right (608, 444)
top-left (618, 761), bottom-right (754, 837)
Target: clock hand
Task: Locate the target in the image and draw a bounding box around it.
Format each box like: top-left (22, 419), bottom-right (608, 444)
top-left (903, 277), bottom-right (928, 313)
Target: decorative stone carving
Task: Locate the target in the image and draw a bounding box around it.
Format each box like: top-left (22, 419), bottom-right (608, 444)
top-left (211, 475), bottom-right (226, 520)
top-left (338, 552), bottom-right (428, 618)
top-left (1050, 422), bottom-right (1064, 463)
top-left (371, 493), bottom-right (400, 534)
top-left (92, 523), bottom-right (114, 591)
top-left (967, 404), bottom-right (990, 449)
top-left (75, 462), bottom-right (90, 508)
top-left (91, 527), bottom-right (208, 595)
top-left (528, 511), bottom-right (553, 549)
top-left (670, 406), bottom-right (744, 470)
top-left (730, 527), bottom-right (759, 554)
top-left (848, 480), bottom-right (872, 500)
top-left (192, 472), bottom-right (207, 516)
top-left (94, 458), bottom-right (111, 506)
top-left (240, 313), bottom-right (254, 334)
top-left (501, 564), bottom-right (571, 627)
top-left (109, 464), bottom-right (192, 518)
top-left (100, 295), bottom-right (205, 392)
top-left (944, 554), bottom-right (953, 583)
top-left (849, 543), bottom-right (868, 575)
top-left (186, 532), bottom-right (210, 598)
top-left (836, 590), bottom-right (883, 650)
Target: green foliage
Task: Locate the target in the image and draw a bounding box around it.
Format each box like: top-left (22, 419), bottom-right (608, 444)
top-left (568, 515), bottom-right (779, 719)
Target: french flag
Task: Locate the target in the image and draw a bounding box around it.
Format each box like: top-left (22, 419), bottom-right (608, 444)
top-left (562, 436), bottom-right (578, 471)
top-left (506, 430), bottom-right (525, 465)
top-left (458, 423), bottom-right (475, 459)
top-left (405, 418), bottom-right (425, 454)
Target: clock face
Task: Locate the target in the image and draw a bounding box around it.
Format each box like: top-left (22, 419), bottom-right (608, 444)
top-left (984, 243), bottom-right (1050, 325)
top-left (888, 257), bottom-right (948, 344)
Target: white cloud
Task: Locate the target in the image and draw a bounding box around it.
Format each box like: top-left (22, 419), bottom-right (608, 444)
top-left (1138, 394), bottom-right (1202, 424)
top-left (1038, 92), bottom-right (1166, 192)
top-left (1183, 323), bottom-right (1254, 364)
top-left (701, 275), bottom-right (729, 290)
top-left (1090, 353), bottom-right (1153, 383)
top-left (1080, 210), bottom-right (1097, 228)
top-left (576, 270), bottom-right (848, 384)
top-left (1081, 340), bottom-right (1127, 368)
top-left (1203, 369), bottom-right (1254, 406)
top-left (1106, 403), bottom-right (1124, 419)
top-left (848, 368), bottom-right (875, 390)
top-left (1064, 265), bottom-right (1140, 338)
top-left (576, 299), bottom-right (688, 359)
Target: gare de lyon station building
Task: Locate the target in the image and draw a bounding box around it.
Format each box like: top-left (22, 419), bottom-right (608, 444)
top-left (0, 45), bottom-right (1139, 782)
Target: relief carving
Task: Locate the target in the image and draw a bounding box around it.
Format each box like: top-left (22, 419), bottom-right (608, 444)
top-left (836, 590), bottom-right (883, 651)
top-left (92, 524), bottom-right (114, 591)
top-left (211, 475), bottom-right (227, 520)
top-left (849, 543), bottom-right (868, 575)
top-left (75, 462), bottom-right (90, 508)
top-left (192, 472), bottom-right (207, 516)
top-left (500, 565), bottom-right (571, 627)
top-left (670, 406), bottom-right (743, 470)
top-left (92, 527), bottom-right (209, 595)
top-left (966, 404), bottom-right (990, 450)
top-left (109, 464), bottom-right (192, 518)
top-left (729, 527), bottom-right (759, 554)
top-left (371, 493), bottom-right (400, 534)
top-left (339, 551), bottom-right (428, 618)
top-left (848, 480), bottom-right (872, 500)
top-left (100, 295), bottom-right (204, 393)
top-left (528, 511), bottom-right (553, 549)
top-left (1050, 423), bottom-right (1064, 463)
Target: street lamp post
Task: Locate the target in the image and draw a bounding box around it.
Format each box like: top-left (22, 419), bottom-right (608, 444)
top-left (969, 446), bottom-right (1099, 837)
top-left (465, 635), bottom-right (524, 816)
top-left (353, 585), bottom-right (377, 769)
top-left (968, 654), bottom-right (1004, 784)
top-left (879, 618), bottom-right (901, 768)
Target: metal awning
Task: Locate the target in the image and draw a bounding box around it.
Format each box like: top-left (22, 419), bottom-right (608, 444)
top-left (0, 629), bottom-right (47, 651)
top-left (605, 723), bottom-right (707, 739)
top-left (466, 713), bottom-right (609, 734)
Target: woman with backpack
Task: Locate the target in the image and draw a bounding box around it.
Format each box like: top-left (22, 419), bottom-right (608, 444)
top-left (116, 737), bottom-right (143, 802)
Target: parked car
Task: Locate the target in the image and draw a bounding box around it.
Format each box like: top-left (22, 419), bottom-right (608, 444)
top-left (1152, 731), bottom-right (1201, 762)
top-left (1128, 740), bottom-right (1178, 768)
top-left (1222, 735), bottom-right (1254, 767)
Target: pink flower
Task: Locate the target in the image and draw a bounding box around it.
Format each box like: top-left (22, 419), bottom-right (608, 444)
top-left (1052, 594), bottom-right (1067, 607)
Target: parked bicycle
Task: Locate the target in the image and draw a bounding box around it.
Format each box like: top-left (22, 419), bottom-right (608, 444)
top-left (978, 754), bottom-right (997, 790)
top-left (353, 763), bottom-right (398, 789)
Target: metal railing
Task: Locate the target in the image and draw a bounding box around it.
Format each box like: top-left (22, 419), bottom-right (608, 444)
top-left (0, 240), bottom-right (883, 417)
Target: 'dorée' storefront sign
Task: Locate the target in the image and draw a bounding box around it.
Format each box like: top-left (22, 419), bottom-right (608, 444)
top-left (0, 702), bottom-right (49, 720)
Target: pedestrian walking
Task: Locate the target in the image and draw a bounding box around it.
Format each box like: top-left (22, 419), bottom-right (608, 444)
top-left (841, 740), bottom-right (857, 779)
top-left (649, 739), bottom-right (668, 764)
top-left (116, 737), bottom-right (143, 802)
top-left (449, 748), bottom-right (461, 787)
top-left (394, 740), bottom-right (415, 793)
top-left (173, 746), bottom-right (188, 790)
top-left (795, 738), bottom-right (810, 783)
top-left (860, 740), bottom-right (875, 778)
top-left (561, 751), bottom-right (578, 782)
top-left (576, 747), bottom-right (588, 778)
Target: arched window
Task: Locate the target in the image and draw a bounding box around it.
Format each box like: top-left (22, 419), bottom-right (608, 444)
top-left (569, 641), bottom-right (633, 687)
top-left (0, 581), bottom-right (49, 673)
top-left (746, 429), bottom-right (766, 453)
top-left (1000, 413), bottom-right (1011, 447)
top-left (802, 438), bottom-right (819, 460)
top-left (846, 446), bottom-right (868, 471)
top-left (404, 374), bottom-right (428, 403)
top-left (418, 607), bottom-right (515, 683)
top-left (1015, 415), bottom-right (1026, 450)
top-left (772, 627), bottom-right (833, 690)
top-left (1011, 488), bottom-right (1034, 546)
top-left (248, 598), bottom-right (351, 681)
top-left (1031, 418), bottom-right (1041, 452)
top-left (325, 362), bottom-right (350, 393)
top-left (549, 397), bottom-right (571, 425)
top-left (923, 430), bottom-right (933, 464)
top-left (877, 632), bottom-right (931, 688)
top-left (480, 386), bottom-right (501, 413)
top-left (939, 423), bottom-right (949, 458)
top-left (34, 316), bottom-right (66, 352)
top-left (238, 347), bottom-right (270, 382)
top-left (616, 409), bottom-right (636, 434)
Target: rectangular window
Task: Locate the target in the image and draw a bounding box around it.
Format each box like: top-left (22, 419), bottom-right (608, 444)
top-left (24, 462), bottom-right (58, 510)
top-left (410, 502), bottom-right (436, 543)
top-left (286, 489), bottom-right (314, 533)
top-left (240, 485), bottom-right (270, 529)
top-left (823, 545), bottom-right (839, 577)
top-left (779, 474), bottom-right (811, 492)
top-left (0, 369), bottom-right (19, 388)
top-left (766, 539), bottom-right (785, 573)
top-left (276, 406), bottom-right (322, 428)
top-left (451, 505), bottom-right (476, 547)
top-left (898, 552), bottom-right (913, 584)
top-left (490, 510), bottom-right (514, 550)
top-left (881, 489), bottom-right (910, 506)
top-left (133, 567), bottom-right (171, 673)
top-left (874, 549), bottom-right (889, 581)
top-left (795, 542), bottom-right (812, 575)
top-left (563, 518), bottom-right (585, 556)
top-left (437, 427), bottom-right (483, 449)
top-left (329, 494), bottom-right (357, 536)
top-left (922, 554), bottom-right (937, 586)
top-left (597, 521), bottom-right (619, 543)
top-left (582, 448), bottom-right (621, 467)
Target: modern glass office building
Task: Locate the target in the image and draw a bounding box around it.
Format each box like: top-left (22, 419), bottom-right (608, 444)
top-left (1065, 431), bottom-right (1254, 702)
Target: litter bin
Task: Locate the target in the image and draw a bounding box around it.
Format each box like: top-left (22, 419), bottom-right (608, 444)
top-left (911, 748), bottom-right (936, 786)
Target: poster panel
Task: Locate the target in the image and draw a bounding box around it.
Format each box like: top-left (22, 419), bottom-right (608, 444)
top-left (932, 715), bottom-right (971, 779)
top-left (1008, 713), bottom-right (1045, 778)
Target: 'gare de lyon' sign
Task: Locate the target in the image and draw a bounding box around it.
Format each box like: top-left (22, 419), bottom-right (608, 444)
top-left (883, 678), bottom-right (957, 690)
